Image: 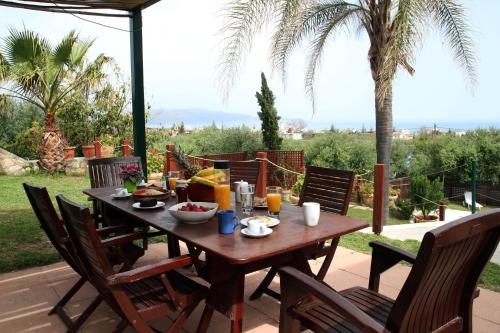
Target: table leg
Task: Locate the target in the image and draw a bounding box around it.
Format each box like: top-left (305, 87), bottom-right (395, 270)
top-left (231, 273), bottom-right (244, 333)
top-left (167, 235), bottom-right (181, 258)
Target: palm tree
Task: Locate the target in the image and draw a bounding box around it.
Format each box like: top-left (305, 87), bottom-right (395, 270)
top-left (0, 28), bottom-right (109, 173)
top-left (219, 0), bottom-right (476, 223)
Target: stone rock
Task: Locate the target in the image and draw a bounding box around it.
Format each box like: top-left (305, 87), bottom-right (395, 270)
top-left (0, 147), bottom-right (30, 176)
top-left (66, 157), bottom-right (88, 176)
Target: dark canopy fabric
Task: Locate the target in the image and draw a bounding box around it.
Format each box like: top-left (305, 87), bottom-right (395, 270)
top-left (0, 0), bottom-right (159, 16)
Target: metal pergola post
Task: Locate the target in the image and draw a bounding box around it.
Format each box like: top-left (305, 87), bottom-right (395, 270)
top-left (130, 8), bottom-right (147, 178)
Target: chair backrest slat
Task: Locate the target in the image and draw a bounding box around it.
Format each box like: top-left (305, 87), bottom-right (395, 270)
top-left (387, 209), bottom-right (500, 332)
top-left (22, 183), bottom-right (82, 274)
top-left (299, 166), bottom-right (355, 216)
top-left (56, 195), bottom-right (114, 285)
top-left (230, 161), bottom-right (260, 189)
top-left (88, 157), bottom-right (143, 189)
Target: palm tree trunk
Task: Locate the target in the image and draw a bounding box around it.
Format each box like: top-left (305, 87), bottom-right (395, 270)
top-left (38, 111), bottom-right (66, 173)
top-left (374, 80), bottom-right (393, 225)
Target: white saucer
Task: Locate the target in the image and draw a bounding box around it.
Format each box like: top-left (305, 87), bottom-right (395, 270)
top-left (132, 201), bottom-right (166, 210)
top-left (241, 227), bottom-right (273, 238)
top-left (241, 216), bottom-right (280, 228)
top-left (111, 193), bottom-right (132, 199)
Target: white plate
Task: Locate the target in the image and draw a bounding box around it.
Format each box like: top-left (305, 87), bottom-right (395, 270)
top-left (241, 216), bottom-right (280, 228)
top-left (132, 201), bottom-right (166, 210)
top-left (168, 202), bottom-right (218, 224)
top-left (241, 227), bottom-right (273, 238)
top-left (111, 193), bottom-right (132, 199)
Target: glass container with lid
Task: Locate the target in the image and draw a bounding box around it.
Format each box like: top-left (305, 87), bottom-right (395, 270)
top-left (213, 160), bottom-right (231, 210)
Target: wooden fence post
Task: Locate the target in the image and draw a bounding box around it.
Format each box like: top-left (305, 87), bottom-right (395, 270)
top-left (164, 144), bottom-right (176, 176)
top-left (122, 139), bottom-right (131, 157)
top-left (372, 164), bottom-right (385, 234)
top-left (94, 137), bottom-right (102, 158)
top-left (439, 201), bottom-right (446, 221)
top-left (255, 151), bottom-right (267, 198)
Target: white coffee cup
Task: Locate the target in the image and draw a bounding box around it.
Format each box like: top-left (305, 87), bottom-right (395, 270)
top-left (303, 202), bottom-right (320, 227)
top-left (114, 188), bottom-right (128, 197)
top-left (247, 219), bottom-right (266, 235)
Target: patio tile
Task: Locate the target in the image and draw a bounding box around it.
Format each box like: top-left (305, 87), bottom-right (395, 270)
top-left (0, 245), bottom-right (498, 332)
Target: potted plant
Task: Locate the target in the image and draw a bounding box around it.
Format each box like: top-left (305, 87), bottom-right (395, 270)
top-left (63, 145), bottom-right (76, 160)
top-left (118, 165), bottom-right (144, 193)
top-left (100, 134), bottom-right (116, 158)
top-left (81, 126), bottom-right (95, 158)
top-left (359, 182), bottom-right (374, 207)
top-left (410, 175), bottom-right (444, 222)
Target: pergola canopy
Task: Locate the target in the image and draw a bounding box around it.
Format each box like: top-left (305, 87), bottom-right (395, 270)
top-left (0, 0), bottom-right (153, 175)
top-left (0, 0), bottom-right (159, 16)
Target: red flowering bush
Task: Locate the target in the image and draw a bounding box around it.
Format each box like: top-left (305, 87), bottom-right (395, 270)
top-left (118, 165), bottom-right (143, 183)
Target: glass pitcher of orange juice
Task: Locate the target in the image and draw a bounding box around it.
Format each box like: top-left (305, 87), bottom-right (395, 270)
top-left (266, 186), bottom-right (282, 217)
top-left (213, 160), bottom-right (231, 211)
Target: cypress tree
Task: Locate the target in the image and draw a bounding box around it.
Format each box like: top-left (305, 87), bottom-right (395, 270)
top-left (256, 72), bottom-right (282, 150)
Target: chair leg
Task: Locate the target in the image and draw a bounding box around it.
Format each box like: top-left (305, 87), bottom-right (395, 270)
top-left (196, 304), bottom-right (214, 333)
top-left (249, 267), bottom-right (279, 300)
top-left (66, 295), bottom-right (103, 333)
top-left (167, 301), bottom-right (199, 333)
top-left (315, 238), bottom-right (339, 281)
top-left (49, 277), bottom-right (86, 316)
top-left (112, 319), bottom-right (129, 333)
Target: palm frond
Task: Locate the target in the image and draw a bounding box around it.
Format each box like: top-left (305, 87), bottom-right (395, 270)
top-left (269, 0), bottom-right (304, 86)
top-left (425, 0), bottom-right (476, 87)
top-left (377, 0), bottom-right (426, 100)
top-left (70, 37), bottom-right (95, 68)
top-left (52, 30), bottom-right (78, 67)
top-left (2, 28), bottom-right (50, 67)
top-left (301, 2), bottom-right (365, 110)
top-left (217, 0), bottom-right (279, 100)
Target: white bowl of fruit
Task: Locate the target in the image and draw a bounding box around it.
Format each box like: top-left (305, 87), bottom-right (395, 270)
top-left (168, 202), bottom-right (219, 224)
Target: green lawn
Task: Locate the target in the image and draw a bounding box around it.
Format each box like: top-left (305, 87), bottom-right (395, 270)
top-left (0, 173), bottom-right (90, 272)
top-left (347, 205), bottom-right (408, 225)
top-left (0, 173), bottom-right (497, 292)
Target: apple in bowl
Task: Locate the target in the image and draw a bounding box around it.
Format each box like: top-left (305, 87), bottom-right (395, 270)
top-left (168, 202), bottom-right (218, 224)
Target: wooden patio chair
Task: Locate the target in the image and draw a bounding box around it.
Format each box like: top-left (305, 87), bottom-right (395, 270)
top-left (22, 183), bottom-right (146, 332)
top-left (278, 209), bottom-right (500, 333)
top-left (87, 156), bottom-right (142, 225)
top-left (230, 160), bottom-right (261, 190)
top-left (56, 194), bottom-right (207, 333)
top-left (250, 166), bottom-right (354, 301)
top-left (87, 156), bottom-right (165, 250)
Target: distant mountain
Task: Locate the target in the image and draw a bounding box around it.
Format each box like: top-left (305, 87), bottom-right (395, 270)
top-left (147, 108), bottom-right (261, 128)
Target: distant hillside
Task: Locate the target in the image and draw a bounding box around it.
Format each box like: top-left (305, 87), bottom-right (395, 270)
top-left (148, 108), bottom-right (261, 128)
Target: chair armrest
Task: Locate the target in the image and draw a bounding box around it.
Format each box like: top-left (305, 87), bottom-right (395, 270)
top-left (279, 267), bottom-right (387, 333)
top-left (370, 241), bottom-right (416, 264)
top-left (100, 231), bottom-right (148, 248)
top-left (368, 241), bottom-right (417, 292)
top-left (96, 225), bottom-right (134, 236)
top-left (107, 255), bottom-right (192, 285)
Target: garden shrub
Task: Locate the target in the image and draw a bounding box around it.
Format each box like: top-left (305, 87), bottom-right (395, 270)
top-left (291, 173), bottom-right (305, 196)
top-left (410, 175), bottom-right (444, 219)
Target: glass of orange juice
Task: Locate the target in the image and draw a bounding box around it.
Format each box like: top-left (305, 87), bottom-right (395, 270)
top-left (168, 171), bottom-right (179, 196)
top-left (266, 186), bottom-right (282, 217)
top-left (214, 184), bottom-right (231, 211)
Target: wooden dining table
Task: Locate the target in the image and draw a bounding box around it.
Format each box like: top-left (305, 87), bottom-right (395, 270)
top-left (84, 187), bottom-right (368, 333)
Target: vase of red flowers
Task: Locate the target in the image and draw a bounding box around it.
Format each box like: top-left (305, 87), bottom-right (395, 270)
top-left (119, 165), bottom-right (143, 193)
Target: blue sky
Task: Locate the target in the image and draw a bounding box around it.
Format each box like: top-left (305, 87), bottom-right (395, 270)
top-left (1, 0), bottom-right (498, 129)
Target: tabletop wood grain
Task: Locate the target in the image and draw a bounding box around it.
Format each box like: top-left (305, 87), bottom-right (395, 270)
top-left (84, 187), bottom-right (368, 265)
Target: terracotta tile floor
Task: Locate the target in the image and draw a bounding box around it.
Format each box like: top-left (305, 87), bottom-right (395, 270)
top-left (0, 244), bottom-right (498, 332)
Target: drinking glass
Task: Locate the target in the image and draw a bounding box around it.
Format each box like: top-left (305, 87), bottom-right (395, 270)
top-left (168, 171), bottom-right (180, 196)
top-left (266, 186), bottom-right (282, 217)
top-left (241, 184), bottom-right (255, 216)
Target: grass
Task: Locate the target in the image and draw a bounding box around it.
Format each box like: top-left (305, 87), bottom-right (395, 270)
top-left (339, 232), bottom-right (500, 292)
top-left (0, 173), bottom-right (90, 272)
top-left (0, 173), bottom-right (497, 292)
top-left (347, 205), bottom-right (408, 226)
